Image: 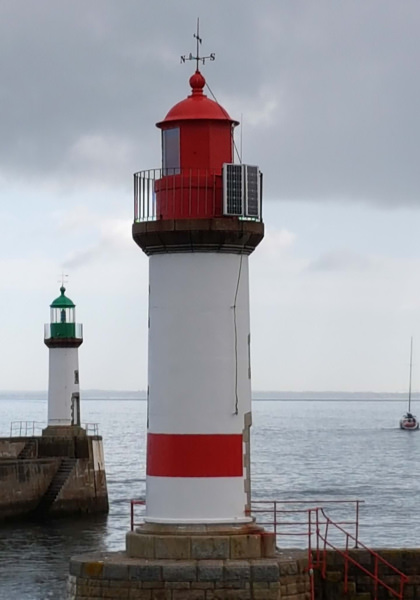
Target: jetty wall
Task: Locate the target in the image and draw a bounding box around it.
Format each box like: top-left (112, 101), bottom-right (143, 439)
top-left (0, 435), bottom-right (108, 519)
top-left (0, 459), bottom-right (59, 517)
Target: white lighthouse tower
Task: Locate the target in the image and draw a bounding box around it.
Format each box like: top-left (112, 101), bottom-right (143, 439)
top-left (68, 34), bottom-right (286, 599)
top-left (131, 48), bottom-right (264, 528)
top-left (44, 286), bottom-right (83, 435)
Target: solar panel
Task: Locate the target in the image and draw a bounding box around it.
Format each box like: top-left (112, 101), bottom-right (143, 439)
top-left (223, 164), bottom-right (243, 215)
top-left (245, 166), bottom-right (260, 218)
top-left (223, 163), bottom-right (262, 219)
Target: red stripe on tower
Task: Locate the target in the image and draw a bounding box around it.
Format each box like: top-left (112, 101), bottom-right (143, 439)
top-left (147, 433), bottom-right (243, 477)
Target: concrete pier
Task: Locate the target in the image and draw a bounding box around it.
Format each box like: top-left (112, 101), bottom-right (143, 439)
top-left (0, 432), bottom-right (108, 519)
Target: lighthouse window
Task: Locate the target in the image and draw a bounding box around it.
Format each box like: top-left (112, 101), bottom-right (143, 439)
top-left (162, 128), bottom-right (180, 174)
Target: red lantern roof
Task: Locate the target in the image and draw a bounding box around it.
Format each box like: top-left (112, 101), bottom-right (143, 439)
top-left (156, 71), bottom-right (239, 128)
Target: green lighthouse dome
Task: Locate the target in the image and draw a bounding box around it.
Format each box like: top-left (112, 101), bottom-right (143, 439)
top-left (50, 286), bottom-right (76, 309)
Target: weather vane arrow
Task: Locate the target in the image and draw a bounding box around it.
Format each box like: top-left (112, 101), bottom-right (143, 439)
top-left (180, 18), bottom-right (215, 70)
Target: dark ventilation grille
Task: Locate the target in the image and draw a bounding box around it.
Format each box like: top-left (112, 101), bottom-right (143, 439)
top-left (223, 164), bottom-right (261, 219)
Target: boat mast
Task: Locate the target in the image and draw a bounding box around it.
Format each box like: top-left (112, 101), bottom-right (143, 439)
top-left (408, 337), bottom-right (413, 412)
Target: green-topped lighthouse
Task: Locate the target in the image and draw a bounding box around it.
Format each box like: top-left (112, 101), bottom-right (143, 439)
top-left (44, 286), bottom-right (83, 434)
top-left (0, 285), bottom-right (109, 520)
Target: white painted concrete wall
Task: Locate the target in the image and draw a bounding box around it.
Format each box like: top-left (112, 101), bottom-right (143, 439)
top-left (47, 347), bottom-right (80, 426)
top-left (146, 253), bottom-right (252, 523)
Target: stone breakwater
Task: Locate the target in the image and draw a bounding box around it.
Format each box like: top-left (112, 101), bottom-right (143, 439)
top-left (67, 551), bottom-right (310, 600)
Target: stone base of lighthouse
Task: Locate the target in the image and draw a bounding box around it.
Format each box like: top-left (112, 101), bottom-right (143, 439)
top-left (68, 524), bottom-right (311, 600)
top-left (126, 522), bottom-right (276, 560)
top-left (68, 550), bottom-right (310, 600)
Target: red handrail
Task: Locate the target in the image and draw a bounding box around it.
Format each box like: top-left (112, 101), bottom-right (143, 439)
top-left (131, 499), bottom-right (145, 531)
top-left (314, 507), bottom-right (408, 600)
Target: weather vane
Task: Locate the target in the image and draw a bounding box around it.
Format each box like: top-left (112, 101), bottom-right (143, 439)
top-left (58, 272), bottom-right (69, 288)
top-left (180, 18), bottom-right (215, 70)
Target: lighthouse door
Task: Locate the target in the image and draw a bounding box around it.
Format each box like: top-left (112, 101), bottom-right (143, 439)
top-left (71, 392), bottom-right (81, 426)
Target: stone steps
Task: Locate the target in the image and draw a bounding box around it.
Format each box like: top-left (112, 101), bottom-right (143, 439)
top-left (33, 457), bottom-right (77, 516)
top-left (18, 438), bottom-right (38, 459)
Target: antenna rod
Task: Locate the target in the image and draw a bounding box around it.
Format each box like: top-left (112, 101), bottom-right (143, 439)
top-left (409, 336), bottom-right (413, 412)
top-left (240, 113), bottom-right (243, 164)
top-left (195, 18), bottom-right (200, 72)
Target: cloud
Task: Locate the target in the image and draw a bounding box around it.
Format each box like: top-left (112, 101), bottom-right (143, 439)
top-left (63, 134), bottom-right (137, 188)
top-left (307, 249), bottom-right (378, 272)
top-left (260, 227), bottom-right (296, 256)
top-left (2, 1), bottom-right (420, 205)
top-left (62, 216), bottom-right (133, 269)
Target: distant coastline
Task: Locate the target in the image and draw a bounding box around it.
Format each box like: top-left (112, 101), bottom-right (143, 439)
top-left (0, 390), bottom-right (417, 401)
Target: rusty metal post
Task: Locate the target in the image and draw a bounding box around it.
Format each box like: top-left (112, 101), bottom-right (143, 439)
top-left (273, 500), bottom-right (277, 538)
top-left (130, 501), bottom-right (134, 531)
top-left (355, 500), bottom-right (360, 548)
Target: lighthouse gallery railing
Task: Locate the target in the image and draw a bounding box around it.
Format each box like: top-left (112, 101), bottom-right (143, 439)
top-left (44, 323), bottom-right (83, 339)
top-left (134, 167), bottom-right (263, 223)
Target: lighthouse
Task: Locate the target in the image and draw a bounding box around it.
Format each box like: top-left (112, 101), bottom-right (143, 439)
top-left (132, 47), bottom-right (264, 526)
top-left (67, 34), bottom-right (309, 600)
top-left (44, 285), bottom-right (83, 434)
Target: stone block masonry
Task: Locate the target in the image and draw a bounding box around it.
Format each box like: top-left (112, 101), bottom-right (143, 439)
top-left (0, 435), bottom-right (108, 519)
top-left (67, 551), bottom-right (310, 600)
top-left (0, 458), bottom-right (59, 518)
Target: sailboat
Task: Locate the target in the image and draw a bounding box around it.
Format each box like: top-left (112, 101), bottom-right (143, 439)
top-left (399, 337), bottom-right (419, 430)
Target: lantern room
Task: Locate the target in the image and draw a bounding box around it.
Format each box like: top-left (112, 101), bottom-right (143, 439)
top-left (45, 286), bottom-right (83, 340)
top-left (157, 70), bottom-right (238, 174)
top-left (133, 70), bottom-right (262, 224)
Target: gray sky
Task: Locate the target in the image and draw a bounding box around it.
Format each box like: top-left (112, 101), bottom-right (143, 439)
top-left (2, 1), bottom-right (420, 392)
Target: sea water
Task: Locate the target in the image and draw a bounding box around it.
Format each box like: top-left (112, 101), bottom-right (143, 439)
top-left (0, 398), bottom-right (418, 599)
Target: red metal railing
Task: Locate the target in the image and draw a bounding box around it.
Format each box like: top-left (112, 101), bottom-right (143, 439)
top-left (131, 499), bottom-right (145, 531)
top-left (134, 168), bottom-right (223, 222)
top-left (130, 498), bottom-right (361, 536)
top-left (250, 499), bottom-right (362, 547)
top-left (311, 507), bottom-right (408, 600)
top-left (130, 498), bottom-right (361, 539)
top-left (133, 167), bottom-right (263, 223)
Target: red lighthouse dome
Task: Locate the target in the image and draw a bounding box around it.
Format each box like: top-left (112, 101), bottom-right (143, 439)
top-left (157, 71), bottom-right (239, 125)
top-left (156, 70), bottom-right (238, 178)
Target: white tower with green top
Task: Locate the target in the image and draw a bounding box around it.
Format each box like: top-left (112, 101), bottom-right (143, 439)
top-left (44, 286), bottom-right (83, 433)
